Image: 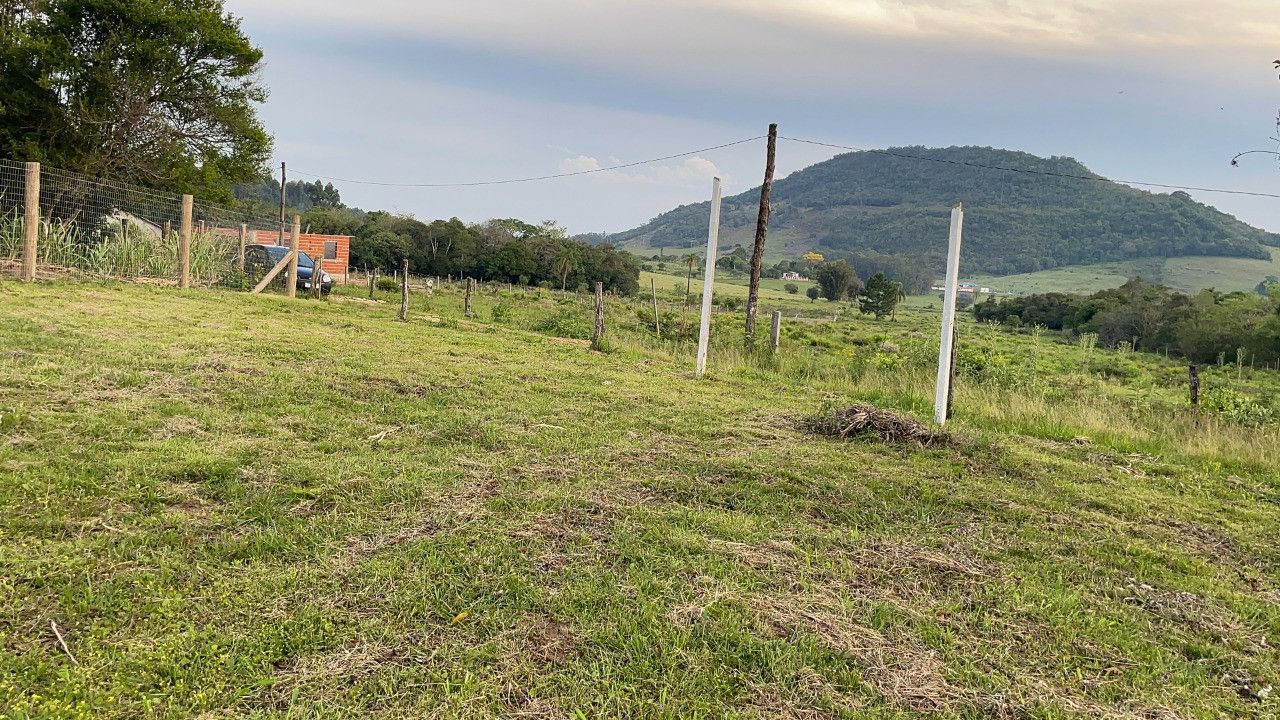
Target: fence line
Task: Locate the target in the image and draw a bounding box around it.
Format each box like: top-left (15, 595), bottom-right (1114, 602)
top-left (0, 158), bottom-right (287, 290)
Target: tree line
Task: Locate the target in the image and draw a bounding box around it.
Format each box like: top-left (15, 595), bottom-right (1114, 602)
top-left (304, 207), bottom-right (641, 295)
top-left (973, 278), bottom-right (1280, 364)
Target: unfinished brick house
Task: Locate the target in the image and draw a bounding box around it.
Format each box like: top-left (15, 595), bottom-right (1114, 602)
top-left (248, 230), bottom-right (351, 274)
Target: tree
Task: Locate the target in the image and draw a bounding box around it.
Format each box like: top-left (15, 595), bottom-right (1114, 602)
top-left (813, 260), bottom-right (860, 302)
top-left (784, 283), bottom-right (799, 294)
top-left (806, 285), bottom-right (820, 302)
top-left (1, 0), bottom-right (271, 200)
top-left (858, 272), bottom-right (904, 320)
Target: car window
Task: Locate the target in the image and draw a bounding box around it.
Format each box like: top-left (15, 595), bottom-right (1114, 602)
top-left (297, 251), bottom-right (314, 268)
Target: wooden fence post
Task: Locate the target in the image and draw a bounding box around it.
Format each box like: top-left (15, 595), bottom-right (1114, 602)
top-left (399, 258), bottom-right (409, 321)
top-left (163, 220), bottom-right (171, 240)
top-left (286, 214), bottom-right (300, 298)
top-left (311, 256), bottom-right (322, 299)
top-left (368, 269), bottom-right (376, 299)
top-left (178, 194), bottom-right (193, 289)
top-left (651, 278), bottom-right (661, 339)
top-left (592, 281), bottom-right (605, 351)
top-left (21, 162), bottom-right (39, 282)
top-left (465, 278), bottom-right (474, 318)
top-left (1189, 364), bottom-right (1200, 411)
top-left (238, 224), bottom-right (247, 270)
top-left (770, 310), bottom-right (782, 352)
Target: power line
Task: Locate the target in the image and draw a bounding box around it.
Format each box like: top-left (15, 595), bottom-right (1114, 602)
top-left (779, 136), bottom-right (1280, 200)
top-left (289, 136), bottom-right (766, 188)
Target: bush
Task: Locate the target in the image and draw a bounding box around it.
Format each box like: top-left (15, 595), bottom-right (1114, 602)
top-left (784, 283), bottom-right (799, 294)
top-left (376, 276), bottom-right (399, 292)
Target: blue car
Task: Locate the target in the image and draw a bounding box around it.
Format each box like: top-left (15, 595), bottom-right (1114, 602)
top-left (245, 244), bottom-right (333, 294)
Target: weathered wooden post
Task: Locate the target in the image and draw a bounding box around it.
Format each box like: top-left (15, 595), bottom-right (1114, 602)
top-left (745, 123), bottom-right (778, 345)
top-left (238, 224), bottom-right (247, 270)
top-left (311, 256), bottom-right (322, 299)
top-left (770, 310), bottom-right (782, 352)
top-left (21, 162), bottom-right (39, 282)
top-left (464, 278), bottom-right (475, 318)
top-left (178, 194), bottom-right (193, 289)
top-left (163, 220), bottom-right (171, 240)
top-left (286, 214), bottom-right (300, 298)
top-left (651, 278), bottom-right (661, 339)
top-left (368, 269), bottom-right (376, 299)
top-left (19, 164), bottom-right (40, 279)
top-left (1189, 364), bottom-right (1200, 411)
top-left (399, 258), bottom-right (409, 321)
top-left (695, 177), bottom-right (724, 377)
top-left (591, 281), bottom-right (605, 351)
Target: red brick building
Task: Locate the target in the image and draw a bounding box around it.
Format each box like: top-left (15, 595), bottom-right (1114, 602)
top-left (247, 230), bottom-right (350, 274)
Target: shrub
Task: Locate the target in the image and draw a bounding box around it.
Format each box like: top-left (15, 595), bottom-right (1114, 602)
top-left (376, 276), bottom-right (399, 292)
top-left (784, 283), bottom-right (799, 294)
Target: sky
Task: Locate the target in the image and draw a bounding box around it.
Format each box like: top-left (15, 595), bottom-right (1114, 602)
top-left (224, 0), bottom-right (1280, 236)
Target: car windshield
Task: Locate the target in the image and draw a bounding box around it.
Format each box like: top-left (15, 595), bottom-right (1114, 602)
top-left (262, 245), bottom-right (314, 269)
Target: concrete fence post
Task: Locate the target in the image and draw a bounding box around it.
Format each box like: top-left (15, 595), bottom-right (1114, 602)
top-left (178, 195), bottom-right (193, 288)
top-left (592, 281), bottom-right (605, 351)
top-left (399, 258), bottom-right (409, 321)
top-left (22, 162), bottom-right (39, 282)
top-left (770, 310), bottom-right (782, 352)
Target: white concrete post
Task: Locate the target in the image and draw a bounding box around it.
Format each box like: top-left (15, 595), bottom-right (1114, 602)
top-left (934, 203), bottom-right (965, 425)
top-left (695, 177), bottom-right (723, 378)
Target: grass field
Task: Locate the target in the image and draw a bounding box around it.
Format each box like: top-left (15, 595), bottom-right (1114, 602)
top-left (968, 249), bottom-right (1280, 297)
top-left (3, 279), bottom-right (1279, 719)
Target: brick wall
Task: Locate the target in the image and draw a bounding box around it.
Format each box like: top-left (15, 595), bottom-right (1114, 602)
top-left (247, 230), bottom-right (350, 274)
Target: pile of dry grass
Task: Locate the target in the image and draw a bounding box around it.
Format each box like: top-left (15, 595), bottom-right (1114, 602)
top-left (806, 403), bottom-right (947, 446)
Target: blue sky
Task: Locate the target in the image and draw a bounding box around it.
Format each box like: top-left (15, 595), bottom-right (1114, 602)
top-left (225, 1), bottom-right (1280, 236)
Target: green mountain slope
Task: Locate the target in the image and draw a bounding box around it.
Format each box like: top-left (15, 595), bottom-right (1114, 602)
top-left (608, 147), bottom-right (1280, 275)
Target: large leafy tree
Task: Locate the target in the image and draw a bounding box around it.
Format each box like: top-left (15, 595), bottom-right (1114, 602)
top-left (858, 272), bottom-right (904, 320)
top-left (0, 0), bottom-right (271, 200)
top-left (813, 259), bottom-right (860, 302)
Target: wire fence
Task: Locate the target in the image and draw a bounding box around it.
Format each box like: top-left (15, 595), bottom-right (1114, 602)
top-left (0, 158), bottom-right (287, 288)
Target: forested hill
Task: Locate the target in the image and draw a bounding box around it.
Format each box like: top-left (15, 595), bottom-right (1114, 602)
top-left (606, 146), bottom-right (1280, 275)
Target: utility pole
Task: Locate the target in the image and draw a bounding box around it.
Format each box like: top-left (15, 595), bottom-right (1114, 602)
top-left (277, 161), bottom-right (286, 246)
top-left (744, 123), bottom-right (778, 345)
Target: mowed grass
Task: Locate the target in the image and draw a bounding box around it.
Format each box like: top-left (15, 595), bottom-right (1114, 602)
top-left (2, 281), bottom-right (1280, 719)
top-left (967, 248), bottom-right (1280, 296)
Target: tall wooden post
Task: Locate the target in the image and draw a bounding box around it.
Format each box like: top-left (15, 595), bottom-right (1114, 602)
top-left (238, 224), bottom-right (247, 270)
top-left (399, 258), bottom-right (410, 321)
top-left (770, 310), bottom-right (782, 352)
top-left (650, 278), bottom-right (661, 339)
top-left (368, 269), bottom-right (376, 299)
top-left (286, 214), bottom-right (300, 298)
top-left (695, 177), bottom-right (724, 377)
top-left (311, 256), bottom-right (322, 299)
top-left (933, 203), bottom-right (964, 426)
top-left (744, 123), bottom-right (778, 343)
top-left (163, 220), bottom-right (171, 240)
top-left (178, 194), bottom-right (193, 289)
top-left (464, 278), bottom-right (474, 318)
top-left (685, 255), bottom-right (694, 307)
top-left (22, 162), bottom-right (39, 282)
top-left (592, 282), bottom-right (605, 351)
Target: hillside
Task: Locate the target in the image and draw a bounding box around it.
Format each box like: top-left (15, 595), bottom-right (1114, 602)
top-left (4, 280), bottom-right (1280, 718)
top-left (608, 146), bottom-right (1280, 276)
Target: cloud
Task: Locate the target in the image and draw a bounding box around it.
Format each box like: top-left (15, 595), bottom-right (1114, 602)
top-left (554, 154), bottom-right (723, 187)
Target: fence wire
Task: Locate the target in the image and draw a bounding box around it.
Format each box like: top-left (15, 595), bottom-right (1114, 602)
top-left (0, 158), bottom-right (286, 288)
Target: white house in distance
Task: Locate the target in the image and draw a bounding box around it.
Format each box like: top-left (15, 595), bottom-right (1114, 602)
top-left (781, 271), bottom-right (808, 281)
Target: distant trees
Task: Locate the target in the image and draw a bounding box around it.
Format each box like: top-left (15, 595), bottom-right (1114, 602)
top-left (859, 273), bottom-right (904, 319)
top-left (974, 277), bottom-right (1280, 363)
top-left (813, 260), bottom-right (861, 301)
top-left (806, 286), bottom-right (821, 302)
top-left (0, 0), bottom-right (271, 200)
top-left (313, 207), bottom-right (640, 295)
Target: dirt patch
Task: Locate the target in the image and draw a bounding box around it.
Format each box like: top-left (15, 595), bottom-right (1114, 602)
top-left (805, 404), bottom-right (948, 446)
top-left (523, 615), bottom-right (578, 667)
top-left (363, 376), bottom-right (433, 397)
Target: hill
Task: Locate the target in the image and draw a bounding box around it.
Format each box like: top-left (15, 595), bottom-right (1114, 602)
top-left (607, 146), bottom-right (1280, 276)
top-left (3, 280), bottom-right (1279, 718)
